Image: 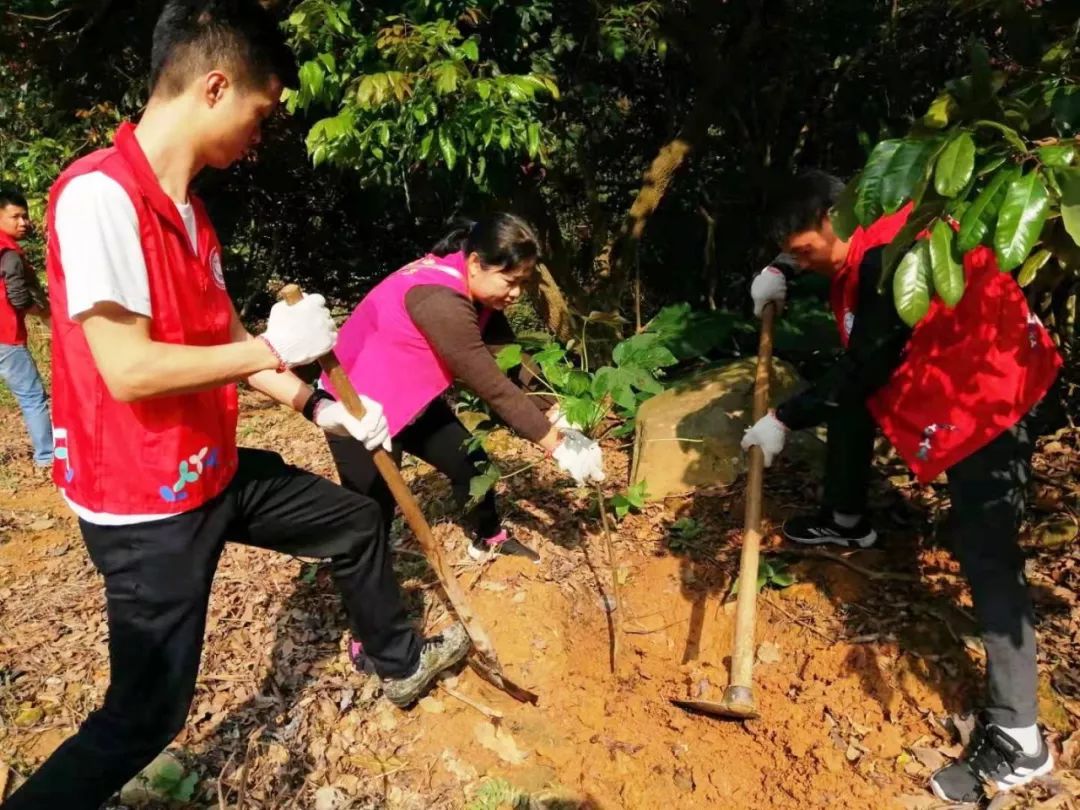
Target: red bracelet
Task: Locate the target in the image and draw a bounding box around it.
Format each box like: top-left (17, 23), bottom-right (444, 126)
top-left (258, 335), bottom-right (287, 373)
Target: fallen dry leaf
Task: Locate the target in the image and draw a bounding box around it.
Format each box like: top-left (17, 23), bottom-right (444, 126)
top-left (473, 721), bottom-right (528, 765)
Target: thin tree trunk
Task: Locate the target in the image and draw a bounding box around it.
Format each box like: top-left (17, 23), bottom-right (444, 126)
top-left (599, 4), bottom-right (763, 308)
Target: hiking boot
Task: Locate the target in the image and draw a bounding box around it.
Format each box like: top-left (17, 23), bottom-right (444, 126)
top-left (468, 530), bottom-right (540, 564)
top-left (381, 623), bottom-right (470, 707)
top-left (930, 719), bottom-right (1053, 803)
top-left (783, 511), bottom-right (877, 548)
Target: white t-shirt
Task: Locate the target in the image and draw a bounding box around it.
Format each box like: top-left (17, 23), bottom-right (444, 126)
top-left (54, 171), bottom-right (202, 526)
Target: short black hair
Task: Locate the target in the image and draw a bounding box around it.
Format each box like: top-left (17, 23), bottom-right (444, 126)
top-left (431, 213), bottom-right (540, 271)
top-left (0, 187), bottom-right (28, 210)
top-left (150, 0), bottom-right (299, 98)
top-left (768, 170), bottom-right (845, 245)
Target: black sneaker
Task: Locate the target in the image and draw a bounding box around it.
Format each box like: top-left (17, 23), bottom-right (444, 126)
top-left (468, 530), bottom-right (540, 564)
top-left (783, 511), bottom-right (877, 548)
top-left (381, 623), bottom-right (471, 707)
top-left (930, 720), bottom-right (1053, 803)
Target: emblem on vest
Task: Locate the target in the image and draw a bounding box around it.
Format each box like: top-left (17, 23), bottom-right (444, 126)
top-left (209, 248), bottom-right (226, 291)
top-left (915, 423), bottom-right (956, 461)
top-left (843, 311), bottom-right (855, 337)
top-left (1026, 313), bottom-right (1040, 349)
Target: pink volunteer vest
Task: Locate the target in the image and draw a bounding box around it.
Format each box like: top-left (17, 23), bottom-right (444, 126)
top-left (324, 251), bottom-right (492, 436)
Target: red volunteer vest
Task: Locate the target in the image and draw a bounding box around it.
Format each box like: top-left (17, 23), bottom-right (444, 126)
top-left (0, 232), bottom-right (28, 346)
top-left (831, 208), bottom-right (1062, 482)
top-left (46, 123), bottom-right (239, 514)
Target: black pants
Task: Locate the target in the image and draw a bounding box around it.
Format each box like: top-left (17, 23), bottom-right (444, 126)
top-left (825, 401), bottom-right (1041, 727)
top-left (5, 449), bottom-right (420, 810)
top-left (328, 398), bottom-right (501, 543)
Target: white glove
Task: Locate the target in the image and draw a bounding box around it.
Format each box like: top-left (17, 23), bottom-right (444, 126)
top-left (751, 266), bottom-right (787, 318)
top-left (261, 293), bottom-right (337, 368)
top-left (314, 397), bottom-right (391, 452)
top-left (740, 412), bottom-right (787, 467)
top-left (551, 429), bottom-right (605, 486)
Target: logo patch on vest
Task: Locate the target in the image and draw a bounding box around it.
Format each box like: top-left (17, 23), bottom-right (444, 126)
top-left (209, 248), bottom-right (226, 291)
top-left (843, 311), bottom-right (855, 337)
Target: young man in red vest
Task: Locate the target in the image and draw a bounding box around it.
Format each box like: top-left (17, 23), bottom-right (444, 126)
top-left (743, 170), bottom-right (1062, 803)
top-left (4, 3), bottom-right (469, 808)
top-left (0, 187), bottom-right (53, 467)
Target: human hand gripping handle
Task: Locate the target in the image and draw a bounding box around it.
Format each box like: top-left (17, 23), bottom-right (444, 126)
top-left (314, 398), bottom-right (391, 452)
top-left (740, 411), bottom-right (787, 467)
top-left (750, 266), bottom-right (786, 318)
top-left (260, 293), bottom-right (337, 369)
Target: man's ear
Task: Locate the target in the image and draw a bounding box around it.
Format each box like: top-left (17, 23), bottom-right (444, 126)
top-left (204, 71), bottom-right (230, 107)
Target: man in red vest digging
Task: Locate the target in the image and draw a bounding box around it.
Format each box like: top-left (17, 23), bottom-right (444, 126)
top-left (4, 3), bottom-right (468, 808)
top-left (0, 187), bottom-right (53, 467)
top-left (743, 170), bottom-right (1062, 803)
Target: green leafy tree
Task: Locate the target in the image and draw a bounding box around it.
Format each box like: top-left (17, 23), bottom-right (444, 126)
top-left (831, 7), bottom-right (1078, 353)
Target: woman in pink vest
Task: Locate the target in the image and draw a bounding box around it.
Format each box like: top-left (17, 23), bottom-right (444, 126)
top-left (322, 213), bottom-right (604, 573)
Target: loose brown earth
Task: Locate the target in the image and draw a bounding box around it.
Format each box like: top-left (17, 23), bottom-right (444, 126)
top-left (1, 389), bottom-right (1078, 809)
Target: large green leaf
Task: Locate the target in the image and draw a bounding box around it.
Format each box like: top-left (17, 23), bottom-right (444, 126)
top-left (644, 303), bottom-right (731, 359)
top-left (934, 132), bottom-right (976, 198)
top-left (929, 219), bottom-right (964, 307)
top-left (879, 201), bottom-right (945, 288)
top-left (957, 167), bottom-right (1020, 251)
top-left (830, 174), bottom-right (861, 240)
top-left (893, 240), bottom-right (932, 327)
top-left (495, 344), bottom-right (523, 372)
top-left (1058, 167), bottom-right (1080, 249)
top-left (855, 140), bottom-right (902, 225)
top-left (1037, 144), bottom-right (1076, 168)
top-left (881, 138), bottom-right (939, 214)
top-left (611, 333), bottom-right (678, 371)
top-left (994, 171), bottom-right (1050, 271)
top-left (438, 128), bottom-right (457, 170)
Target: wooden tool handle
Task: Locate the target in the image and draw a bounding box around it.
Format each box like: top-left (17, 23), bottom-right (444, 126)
top-left (727, 302), bottom-right (776, 694)
top-left (277, 284), bottom-right (503, 666)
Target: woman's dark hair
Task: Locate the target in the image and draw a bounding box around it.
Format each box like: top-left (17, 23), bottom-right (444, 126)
top-left (767, 169), bottom-right (846, 245)
top-left (431, 213), bottom-right (540, 271)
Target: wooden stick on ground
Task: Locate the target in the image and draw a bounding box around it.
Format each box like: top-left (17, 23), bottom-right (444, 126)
top-left (279, 285), bottom-right (537, 704)
top-left (595, 484), bottom-right (623, 673)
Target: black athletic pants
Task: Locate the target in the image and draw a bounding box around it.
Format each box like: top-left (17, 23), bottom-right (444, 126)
top-left (328, 398), bottom-right (501, 543)
top-left (5, 449), bottom-right (420, 810)
top-left (824, 400), bottom-right (1043, 727)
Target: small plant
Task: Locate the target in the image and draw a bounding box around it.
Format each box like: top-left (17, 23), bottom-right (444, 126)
top-left (667, 516), bottom-right (706, 554)
top-left (731, 556), bottom-right (797, 596)
top-left (608, 480), bottom-right (649, 521)
top-left (149, 758), bottom-right (199, 803)
top-left (466, 778), bottom-right (527, 810)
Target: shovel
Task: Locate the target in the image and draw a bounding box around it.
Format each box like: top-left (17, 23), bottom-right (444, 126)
top-left (280, 284), bottom-right (538, 704)
top-left (672, 301), bottom-right (776, 720)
